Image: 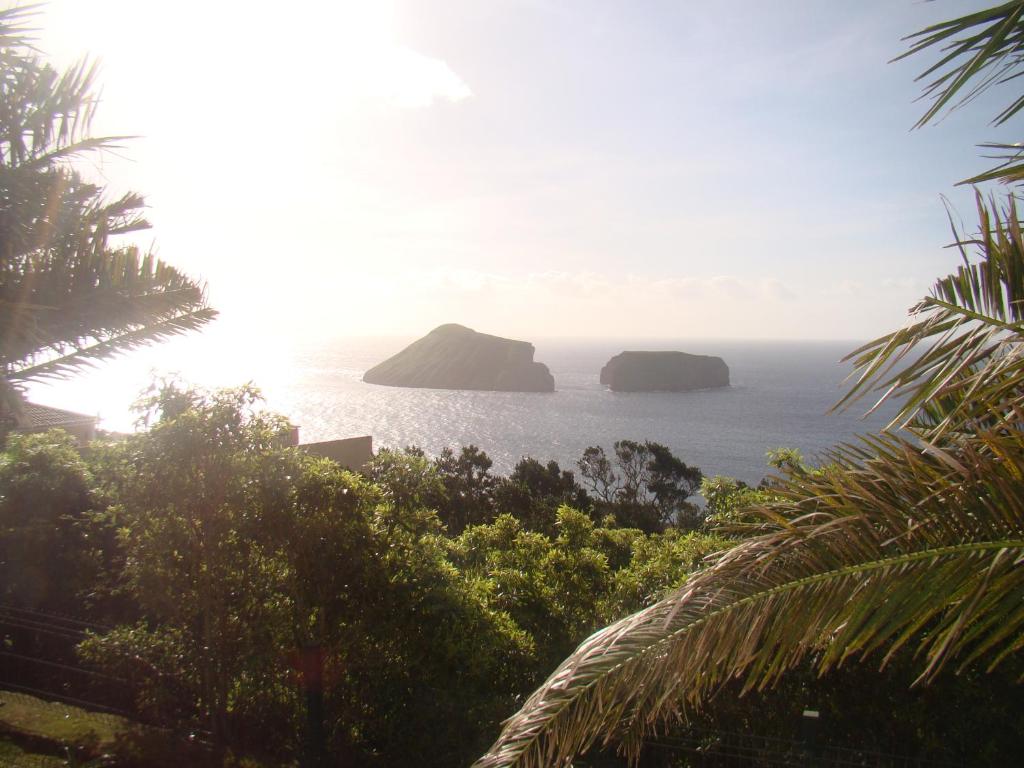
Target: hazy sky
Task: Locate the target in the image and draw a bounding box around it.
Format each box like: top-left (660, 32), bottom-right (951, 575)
top-left (35, 0), bottom-right (1018, 341)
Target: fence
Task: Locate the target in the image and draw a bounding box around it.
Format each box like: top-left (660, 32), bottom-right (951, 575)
top-left (0, 603), bottom-right (971, 768)
top-left (0, 603), bottom-right (134, 718)
top-left (0, 602), bottom-right (220, 767)
top-left (636, 726), bottom-right (966, 768)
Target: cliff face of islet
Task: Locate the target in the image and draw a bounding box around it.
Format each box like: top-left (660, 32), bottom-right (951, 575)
top-left (363, 324), bottom-right (555, 392)
top-left (599, 351), bottom-right (729, 392)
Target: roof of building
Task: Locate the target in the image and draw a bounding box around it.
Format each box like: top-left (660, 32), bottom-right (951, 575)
top-left (18, 403), bottom-right (97, 430)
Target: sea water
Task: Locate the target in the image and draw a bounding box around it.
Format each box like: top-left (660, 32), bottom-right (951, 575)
top-left (26, 333), bottom-right (902, 485)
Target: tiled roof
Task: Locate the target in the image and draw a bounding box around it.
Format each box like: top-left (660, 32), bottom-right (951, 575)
top-left (18, 403), bottom-right (97, 430)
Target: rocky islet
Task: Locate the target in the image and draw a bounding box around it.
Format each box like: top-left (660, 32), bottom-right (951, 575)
top-left (364, 326), bottom-right (729, 394)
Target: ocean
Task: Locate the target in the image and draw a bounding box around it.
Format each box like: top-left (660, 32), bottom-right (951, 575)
top-left (26, 333), bottom-right (902, 485)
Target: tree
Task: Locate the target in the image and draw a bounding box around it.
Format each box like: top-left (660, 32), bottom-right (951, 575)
top-left (0, 7), bottom-right (215, 423)
top-left (87, 384), bottom-right (302, 745)
top-left (577, 441), bottom-right (702, 532)
top-left (474, 5), bottom-right (1024, 766)
top-left (897, 1), bottom-right (1024, 185)
top-left (0, 429), bottom-right (96, 611)
top-left (82, 386), bottom-right (540, 765)
top-left (364, 446), bottom-right (445, 518)
top-left (493, 456), bottom-right (591, 533)
top-left (433, 444), bottom-right (499, 533)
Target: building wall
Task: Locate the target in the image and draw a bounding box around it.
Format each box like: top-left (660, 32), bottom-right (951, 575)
top-left (299, 436), bottom-right (373, 470)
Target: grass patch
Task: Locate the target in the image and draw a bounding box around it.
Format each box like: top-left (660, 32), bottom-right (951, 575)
top-left (0, 689), bottom-right (288, 766)
top-left (0, 736), bottom-right (66, 766)
top-left (0, 690), bottom-right (127, 751)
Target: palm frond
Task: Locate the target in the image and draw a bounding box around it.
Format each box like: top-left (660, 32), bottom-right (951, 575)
top-left (475, 429), bottom-right (1024, 768)
top-left (16, 135), bottom-right (137, 171)
top-left (897, 2), bottom-right (1024, 185)
top-left (0, 10), bottom-right (215, 387)
top-left (961, 141), bottom-right (1024, 185)
top-left (2, 286), bottom-right (213, 371)
top-left (0, 6), bottom-right (39, 57)
top-left (836, 192), bottom-right (1024, 439)
top-left (0, 56), bottom-right (102, 166)
top-left (7, 307), bottom-right (217, 383)
top-left (1, 235), bottom-right (214, 368)
top-left (896, 1), bottom-right (1024, 128)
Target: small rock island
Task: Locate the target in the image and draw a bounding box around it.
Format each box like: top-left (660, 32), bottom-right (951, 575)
top-left (363, 324), bottom-right (555, 392)
top-left (600, 351), bottom-right (729, 392)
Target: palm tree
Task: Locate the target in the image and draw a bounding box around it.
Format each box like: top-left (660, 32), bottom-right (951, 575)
top-left (898, 1), bottom-right (1024, 185)
top-left (475, 5), bottom-right (1024, 767)
top-left (0, 6), bottom-right (216, 422)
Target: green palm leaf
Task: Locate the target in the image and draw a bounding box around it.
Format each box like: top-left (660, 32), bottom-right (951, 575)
top-left (896, 1), bottom-right (1024, 185)
top-left (897, 1), bottom-right (1024, 128)
top-left (475, 430), bottom-right (1024, 767)
top-left (8, 307), bottom-right (218, 382)
top-left (0, 6), bottom-right (39, 62)
top-left (0, 7), bottom-right (216, 414)
top-left (837, 192), bottom-right (1024, 439)
top-left (476, 7), bottom-right (1024, 766)
top-left (960, 141), bottom-right (1024, 184)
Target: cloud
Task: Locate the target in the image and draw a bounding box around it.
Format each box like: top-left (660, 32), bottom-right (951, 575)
top-left (379, 46), bottom-right (473, 109)
top-left (422, 271), bottom-right (797, 304)
top-left (309, 269), bottom-right (804, 337)
top-left (880, 277), bottom-right (924, 292)
top-left (235, 262), bottom-right (921, 342)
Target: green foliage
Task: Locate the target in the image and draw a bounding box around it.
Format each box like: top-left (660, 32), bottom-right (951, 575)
top-left (449, 507), bottom-right (728, 684)
top-left (433, 444), bottom-right (499, 533)
top-left (91, 385), bottom-right (304, 744)
top-left (700, 475), bottom-right (775, 529)
top-left (368, 441), bottom-right (702, 537)
top-left (577, 440), bottom-right (703, 532)
top-left (897, 1), bottom-right (1024, 184)
top-left (0, 430), bottom-right (97, 610)
top-left (364, 446), bottom-right (444, 516)
top-left (77, 623), bottom-right (201, 725)
top-left (764, 446), bottom-right (807, 473)
top-left (0, 7), bottom-right (214, 420)
top-left (0, 384), bottom-right (741, 765)
top-left (341, 505), bottom-right (533, 765)
top-left (75, 384), bottom-right (545, 766)
top-left (450, 512), bottom-right (597, 674)
top-left (474, 6), bottom-right (1024, 766)
top-left (598, 529), bottom-right (731, 621)
top-left (494, 456), bottom-right (591, 534)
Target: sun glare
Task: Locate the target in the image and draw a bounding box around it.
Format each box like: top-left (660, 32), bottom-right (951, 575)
top-left (8, 4), bottom-right (1024, 766)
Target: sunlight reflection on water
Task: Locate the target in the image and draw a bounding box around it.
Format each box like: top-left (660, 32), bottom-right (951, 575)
top-left (26, 329), bottom-right (899, 484)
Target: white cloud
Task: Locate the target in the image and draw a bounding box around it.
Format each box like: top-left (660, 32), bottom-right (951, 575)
top-left (379, 46), bottom-right (473, 109)
top-left (278, 269), bottom-right (810, 339)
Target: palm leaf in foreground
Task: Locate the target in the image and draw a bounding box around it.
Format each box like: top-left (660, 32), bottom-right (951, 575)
top-left (837, 192), bottom-right (1024, 439)
top-left (475, 429), bottom-right (1024, 768)
top-left (896, 1), bottom-right (1024, 184)
top-left (0, 7), bottom-right (216, 413)
top-left (897, 1), bottom-right (1024, 129)
top-left (476, 7), bottom-right (1024, 767)
top-left (7, 307), bottom-right (218, 384)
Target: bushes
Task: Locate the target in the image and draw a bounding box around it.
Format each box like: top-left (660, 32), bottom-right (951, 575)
top-left (0, 431), bottom-right (97, 612)
top-left (0, 385), bottom-right (726, 766)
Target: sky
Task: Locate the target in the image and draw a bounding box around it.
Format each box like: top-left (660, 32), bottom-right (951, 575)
top-left (32, 0), bottom-right (1021, 342)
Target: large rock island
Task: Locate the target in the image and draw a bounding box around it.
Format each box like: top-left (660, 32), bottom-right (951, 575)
top-left (363, 324), bottom-right (555, 392)
top-left (600, 351), bottom-right (729, 392)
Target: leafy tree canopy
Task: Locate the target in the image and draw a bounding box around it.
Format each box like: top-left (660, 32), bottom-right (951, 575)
top-left (578, 440), bottom-right (703, 532)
